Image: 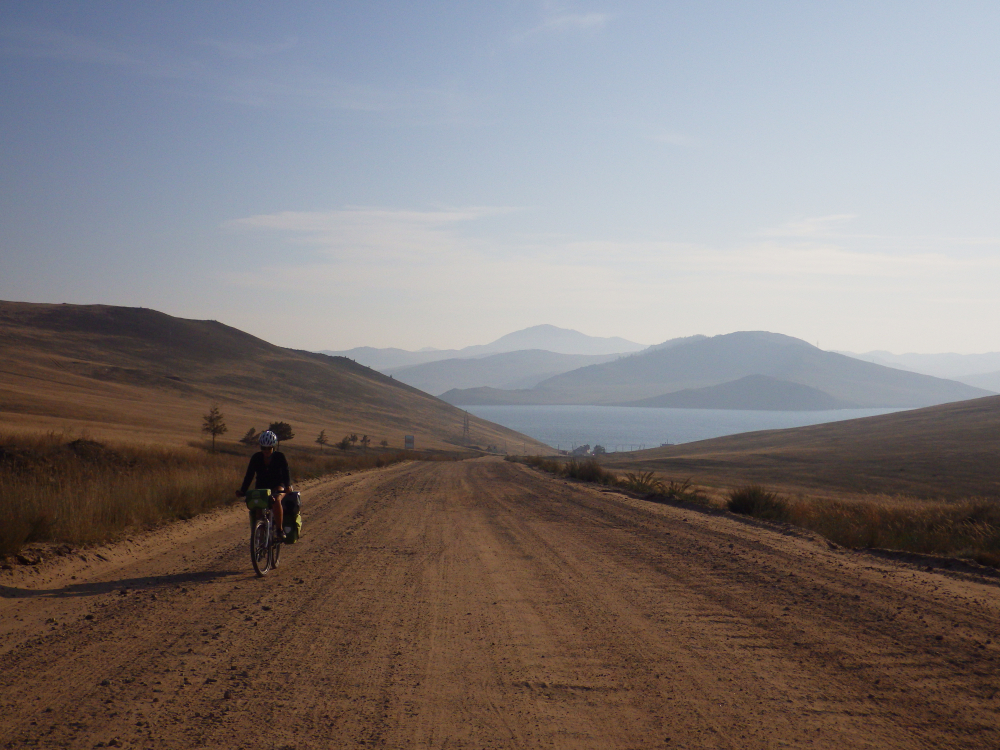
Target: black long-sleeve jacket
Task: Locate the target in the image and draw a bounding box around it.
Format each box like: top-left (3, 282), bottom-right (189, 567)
top-left (239, 451), bottom-right (290, 494)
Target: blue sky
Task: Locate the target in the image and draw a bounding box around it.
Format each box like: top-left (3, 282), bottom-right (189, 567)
top-left (2, 1), bottom-right (999, 353)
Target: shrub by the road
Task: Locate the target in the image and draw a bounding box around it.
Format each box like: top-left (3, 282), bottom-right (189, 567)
top-left (621, 471), bottom-right (665, 495)
top-left (515, 455), bottom-right (704, 502)
top-left (727, 485), bottom-right (790, 521)
top-left (566, 458), bottom-right (617, 485)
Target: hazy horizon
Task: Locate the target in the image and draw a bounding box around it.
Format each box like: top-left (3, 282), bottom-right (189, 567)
top-left (3, 2), bottom-right (999, 354)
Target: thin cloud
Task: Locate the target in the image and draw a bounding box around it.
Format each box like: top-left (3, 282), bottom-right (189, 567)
top-left (759, 214), bottom-right (859, 238)
top-left (225, 206), bottom-right (520, 259)
top-left (227, 206), bottom-right (1000, 280)
top-left (199, 36), bottom-right (298, 60)
top-left (536, 12), bottom-right (610, 32)
top-left (220, 205), bottom-right (1000, 353)
top-left (513, 8), bottom-right (611, 41)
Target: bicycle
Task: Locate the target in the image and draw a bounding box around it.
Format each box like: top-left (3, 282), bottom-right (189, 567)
top-left (244, 489), bottom-right (282, 576)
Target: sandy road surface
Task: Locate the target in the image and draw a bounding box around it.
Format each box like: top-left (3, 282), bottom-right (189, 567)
top-left (3, 459), bottom-right (1000, 749)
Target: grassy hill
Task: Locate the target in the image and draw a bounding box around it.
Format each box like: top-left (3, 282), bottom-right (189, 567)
top-left (0, 301), bottom-right (550, 453)
top-left (602, 395), bottom-right (1000, 499)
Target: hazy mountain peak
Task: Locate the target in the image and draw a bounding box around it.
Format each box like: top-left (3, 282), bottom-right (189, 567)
top-left (473, 324), bottom-right (647, 356)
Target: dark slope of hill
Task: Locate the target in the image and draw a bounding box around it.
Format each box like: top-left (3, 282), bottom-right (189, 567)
top-left (0, 301), bottom-right (549, 452)
top-left (603, 395), bottom-right (1000, 500)
top-left (841, 349), bottom-right (1000, 380)
top-left (386, 350), bottom-right (624, 395)
top-left (316, 346), bottom-right (457, 371)
top-left (623, 374), bottom-right (855, 410)
top-left (470, 331), bottom-right (989, 407)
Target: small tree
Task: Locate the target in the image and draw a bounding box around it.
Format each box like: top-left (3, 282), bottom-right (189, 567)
top-left (239, 427), bottom-right (258, 447)
top-left (349, 433), bottom-right (358, 447)
top-left (360, 435), bottom-right (371, 451)
top-left (268, 421), bottom-right (294, 442)
top-left (315, 429), bottom-right (329, 453)
top-left (593, 445), bottom-right (607, 455)
top-left (379, 439), bottom-right (389, 449)
top-left (337, 435), bottom-right (351, 451)
top-left (202, 404), bottom-right (228, 452)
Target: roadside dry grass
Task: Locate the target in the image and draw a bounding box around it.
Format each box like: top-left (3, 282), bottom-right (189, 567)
top-left (513, 455), bottom-right (1000, 567)
top-left (780, 493), bottom-right (1000, 566)
top-left (511, 455), bottom-right (707, 503)
top-left (0, 431), bottom-right (453, 557)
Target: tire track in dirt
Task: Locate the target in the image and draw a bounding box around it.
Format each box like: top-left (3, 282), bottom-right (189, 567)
top-left (2, 458), bottom-right (999, 749)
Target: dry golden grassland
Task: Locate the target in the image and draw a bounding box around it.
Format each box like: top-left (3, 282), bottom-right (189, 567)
top-left (0, 301), bottom-right (551, 456)
top-left (0, 430), bottom-right (453, 557)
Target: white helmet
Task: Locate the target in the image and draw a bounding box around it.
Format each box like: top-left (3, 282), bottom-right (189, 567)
top-left (258, 430), bottom-right (278, 448)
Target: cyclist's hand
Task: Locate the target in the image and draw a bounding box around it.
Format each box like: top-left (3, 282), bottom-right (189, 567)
top-left (235, 489), bottom-right (245, 498)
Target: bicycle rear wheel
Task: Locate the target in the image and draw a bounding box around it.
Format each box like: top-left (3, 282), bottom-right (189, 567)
top-left (251, 520), bottom-right (271, 577)
top-left (269, 536), bottom-right (281, 569)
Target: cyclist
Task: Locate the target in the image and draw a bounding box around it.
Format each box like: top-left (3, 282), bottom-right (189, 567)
top-left (236, 430), bottom-right (290, 542)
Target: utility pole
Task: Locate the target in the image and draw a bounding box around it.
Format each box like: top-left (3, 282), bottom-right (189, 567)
top-left (462, 411), bottom-right (470, 445)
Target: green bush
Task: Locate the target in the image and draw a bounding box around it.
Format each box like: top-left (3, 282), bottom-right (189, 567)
top-left (727, 484), bottom-right (789, 521)
top-left (621, 471), bottom-right (665, 495)
top-left (566, 458), bottom-right (616, 485)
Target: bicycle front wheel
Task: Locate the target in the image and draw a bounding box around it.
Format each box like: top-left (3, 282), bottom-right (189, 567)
top-left (251, 520), bottom-right (271, 577)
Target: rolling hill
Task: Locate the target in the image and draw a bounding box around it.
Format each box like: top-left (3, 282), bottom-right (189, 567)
top-left (386, 350), bottom-right (625, 395)
top-left (602, 395), bottom-right (1000, 500)
top-left (0, 301), bottom-right (550, 452)
top-left (623, 374), bottom-right (854, 410)
top-left (442, 332), bottom-right (991, 409)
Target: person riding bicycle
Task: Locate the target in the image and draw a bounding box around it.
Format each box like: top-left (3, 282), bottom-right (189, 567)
top-left (236, 430), bottom-right (290, 542)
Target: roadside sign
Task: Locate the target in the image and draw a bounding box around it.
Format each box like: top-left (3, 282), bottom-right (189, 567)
top-left (404, 435), bottom-right (415, 450)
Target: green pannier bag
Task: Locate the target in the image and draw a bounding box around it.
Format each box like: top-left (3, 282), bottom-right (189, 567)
top-left (283, 513), bottom-right (303, 544)
top-left (244, 488), bottom-right (272, 510)
top-left (281, 493), bottom-right (302, 543)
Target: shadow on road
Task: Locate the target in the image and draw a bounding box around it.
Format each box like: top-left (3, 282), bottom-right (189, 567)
top-left (0, 569), bottom-right (242, 599)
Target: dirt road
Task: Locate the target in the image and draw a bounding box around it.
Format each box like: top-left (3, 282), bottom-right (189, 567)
top-left (3, 458), bottom-right (1000, 749)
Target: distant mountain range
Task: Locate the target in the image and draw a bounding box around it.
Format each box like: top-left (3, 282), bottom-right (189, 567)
top-left (320, 324), bottom-right (646, 370)
top-left (840, 350), bottom-right (1000, 393)
top-left (441, 332), bottom-right (992, 410)
top-left (322, 327), bottom-right (995, 411)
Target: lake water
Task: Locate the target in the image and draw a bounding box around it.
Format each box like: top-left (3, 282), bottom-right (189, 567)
top-left (466, 405), bottom-right (907, 452)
